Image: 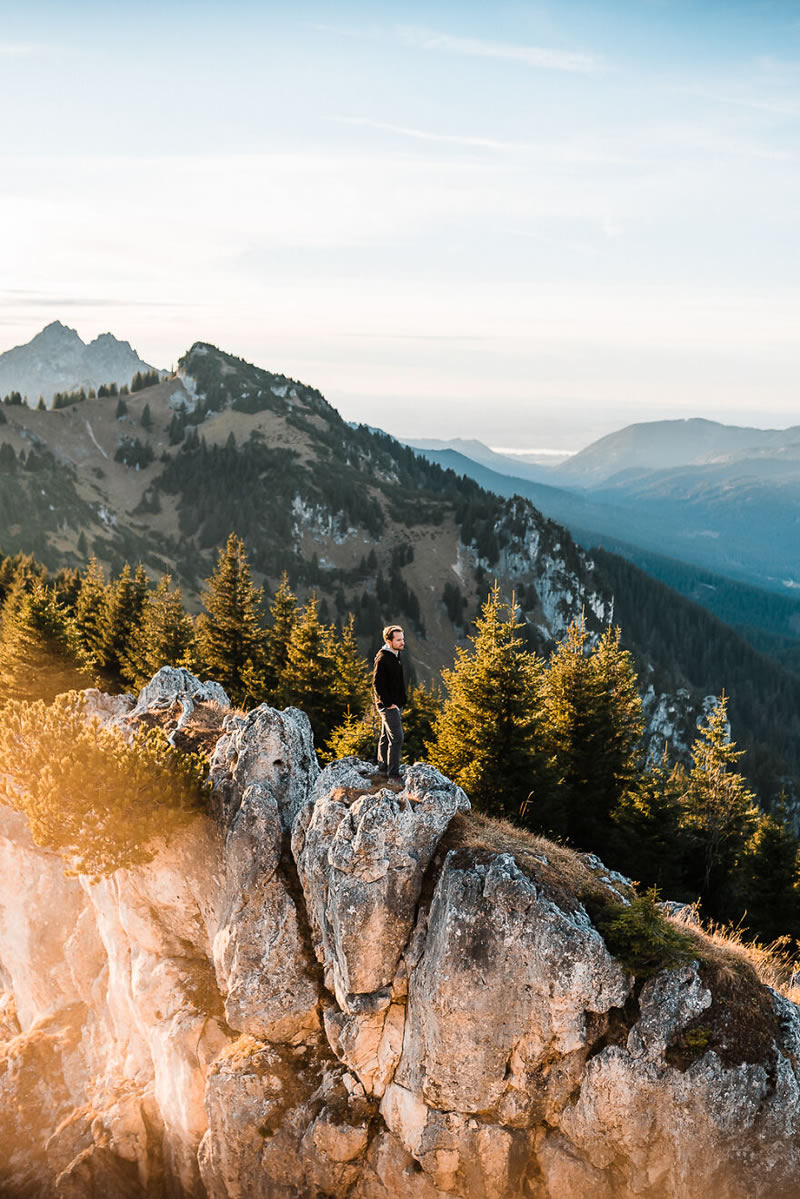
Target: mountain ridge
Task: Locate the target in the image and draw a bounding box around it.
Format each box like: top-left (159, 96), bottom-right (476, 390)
top-left (0, 320), bottom-right (160, 406)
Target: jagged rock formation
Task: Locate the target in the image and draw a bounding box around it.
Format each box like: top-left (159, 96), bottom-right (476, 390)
top-left (2, 668), bottom-right (800, 1198)
top-left (0, 321), bottom-right (159, 406)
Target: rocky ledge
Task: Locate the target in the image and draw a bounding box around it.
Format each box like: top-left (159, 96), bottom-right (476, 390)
top-left (1, 669), bottom-right (800, 1199)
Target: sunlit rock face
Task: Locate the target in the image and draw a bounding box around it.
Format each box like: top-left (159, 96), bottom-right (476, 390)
top-left (2, 668), bottom-right (800, 1198)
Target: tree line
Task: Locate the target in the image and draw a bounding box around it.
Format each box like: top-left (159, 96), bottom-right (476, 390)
top-left (0, 537), bottom-right (797, 947)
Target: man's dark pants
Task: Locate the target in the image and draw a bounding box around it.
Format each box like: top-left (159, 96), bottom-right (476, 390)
top-left (377, 706), bottom-right (403, 774)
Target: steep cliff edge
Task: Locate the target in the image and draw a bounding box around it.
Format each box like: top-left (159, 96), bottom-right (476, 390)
top-left (1, 670), bottom-right (800, 1199)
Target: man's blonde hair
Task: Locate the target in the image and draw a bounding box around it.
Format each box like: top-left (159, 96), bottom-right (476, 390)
top-left (383, 625), bottom-right (404, 643)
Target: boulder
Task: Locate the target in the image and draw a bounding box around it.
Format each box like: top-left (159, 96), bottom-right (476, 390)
top-left (292, 760), bottom-right (469, 1009)
top-left (394, 850), bottom-right (631, 1119)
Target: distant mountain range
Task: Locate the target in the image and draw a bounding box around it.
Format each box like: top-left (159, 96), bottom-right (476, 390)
top-left (406, 419), bottom-right (800, 598)
top-left (2, 336), bottom-right (800, 804)
top-left (0, 321), bottom-right (159, 406)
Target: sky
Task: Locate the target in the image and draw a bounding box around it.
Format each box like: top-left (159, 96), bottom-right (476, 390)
top-left (1, 0), bottom-right (799, 451)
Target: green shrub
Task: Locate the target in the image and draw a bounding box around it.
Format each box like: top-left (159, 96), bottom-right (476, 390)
top-left (0, 692), bottom-right (208, 878)
top-left (324, 708), bottom-right (379, 764)
top-left (597, 888), bottom-right (697, 978)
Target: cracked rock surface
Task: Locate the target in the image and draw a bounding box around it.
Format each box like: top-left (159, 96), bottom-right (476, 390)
top-left (1, 670), bottom-right (800, 1198)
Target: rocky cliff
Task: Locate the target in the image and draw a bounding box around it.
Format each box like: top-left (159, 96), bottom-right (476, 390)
top-left (2, 669), bottom-right (800, 1199)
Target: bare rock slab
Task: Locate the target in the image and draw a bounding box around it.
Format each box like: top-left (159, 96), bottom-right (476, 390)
top-left (292, 761), bottom-right (469, 1009)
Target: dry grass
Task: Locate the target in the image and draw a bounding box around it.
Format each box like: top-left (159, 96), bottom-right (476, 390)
top-left (438, 811), bottom-right (634, 915)
top-left (135, 698), bottom-right (235, 759)
top-left (667, 908), bottom-right (800, 1000)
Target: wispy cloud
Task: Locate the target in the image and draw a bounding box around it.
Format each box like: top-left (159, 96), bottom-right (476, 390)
top-left (331, 116), bottom-right (519, 151)
top-left (397, 26), bottom-right (604, 74)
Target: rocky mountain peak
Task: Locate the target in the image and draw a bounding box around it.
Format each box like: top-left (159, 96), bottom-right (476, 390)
top-left (0, 320), bottom-right (160, 405)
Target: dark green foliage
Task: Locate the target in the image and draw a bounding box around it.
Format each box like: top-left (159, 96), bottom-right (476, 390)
top-left (115, 397), bottom-right (128, 418)
top-left (263, 573), bottom-right (297, 694)
top-left (3, 391), bottom-right (23, 405)
top-left (73, 556), bottom-right (110, 663)
top-left (442, 580), bottom-right (467, 627)
top-left (196, 533), bottom-right (265, 704)
top-left (681, 695), bottom-right (758, 914)
top-left (131, 370), bottom-right (160, 392)
top-left (612, 749), bottom-right (693, 898)
top-left (0, 578), bottom-right (93, 702)
top-left (403, 683), bottom-right (441, 763)
top-left (115, 437), bottom-right (154, 469)
top-left (597, 889), bottom-right (697, 979)
top-left (101, 563), bottom-right (150, 686)
top-left (141, 403), bottom-right (153, 431)
top-left (122, 573), bottom-right (196, 689)
top-left (53, 388), bottom-right (87, 409)
top-left (427, 583), bottom-right (546, 819)
top-left (537, 620), bottom-right (644, 856)
top-left (376, 569), bottom-right (423, 633)
top-left (168, 408), bottom-right (186, 444)
top-left (593, 548), bottom-right (800, 800)
top-left (279, 596), bottom-right (337, 740)
top-left (736, 804), bottom-right (800, 943)
top-left (156, 436), bottom-right (302, 575)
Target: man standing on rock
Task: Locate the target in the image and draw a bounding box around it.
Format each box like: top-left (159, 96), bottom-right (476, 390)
top-left (373, 625), bottom-right (407, 779)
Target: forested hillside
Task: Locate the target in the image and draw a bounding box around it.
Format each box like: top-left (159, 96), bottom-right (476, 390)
top-left (1, 339), bottom-right (800, 811)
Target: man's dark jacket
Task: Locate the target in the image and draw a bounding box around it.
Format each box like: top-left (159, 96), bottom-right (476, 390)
top-left (372, 647), bottom-right (407, 709)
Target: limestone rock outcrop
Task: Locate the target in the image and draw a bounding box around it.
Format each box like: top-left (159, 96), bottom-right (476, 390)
top-left (1, 669), bottom-right (800, 1199)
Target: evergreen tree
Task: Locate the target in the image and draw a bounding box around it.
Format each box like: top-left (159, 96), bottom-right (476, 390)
top-left (123, 574), bottom-right (196, 689)
top-left (115, 397), bottom-right (128, 419)
top-left (681, 694), bottom-right (758, 912)
top-left (0, 578), bottom-right (92, 702)
top-left (53, 566), bottom-right (83, 613)
top-left (141, 403), bottom-right (153, 431)
top-left (73, 557), bottom-right (110, 664)
top-left (403, 682), bottom-right (441, 764)
top-left (612, 747), bottom-right (692, 898)
top-left (327, 613), bottom-right (371, 726)
top-left (538, 619), bottom-right (643, 855)
top-left (0, 552), bottom-right (45, 607)
top-left (280, 595), bottom-right (337, 739)
top-left (427, 583), bottom-right (545, 819)
top-left (736, 803), bottom-right (800, 943)
top-left (196, 533), bottom-right (265, 703)
top-left (264, 572), bottom-right (297, 694)
top-left (324, 708), bottom-right (379, 764)
top-left (101, 563), bottom-right (150, 686)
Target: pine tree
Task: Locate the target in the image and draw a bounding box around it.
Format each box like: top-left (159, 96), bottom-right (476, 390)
top-left (123, 574), bottom-right (196, 689)
top-left (280, 595), bottom-right (337, 739)
top-left (264, 572), bottom-right (297, 694)
top-left (403, 682), bottom-right (442, 764)
top-left (196, 533), bottom-right (265, 703)
top-left (736, 802), bottom-right (800, 943)
top-left (681, 694), bottom-right (758, 911)
top-left (141, 402), bottom-right (153, 431)
top-left (324, 708), bottom-right (380, 765)
top-left (612, 747), bottom-right (691, 897)
top-left (427, 583), bottom-right (545, 819)
top-left (73, 557), bottom-right (110, 664)
top-left (0, 578), bottom-right (93, 702)
top-left (327, 613), bottom-right (371, 726)
top-left (538, 619), bottom-right (643, 855)
top-left (101, 563), bottom-right (150, 687)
